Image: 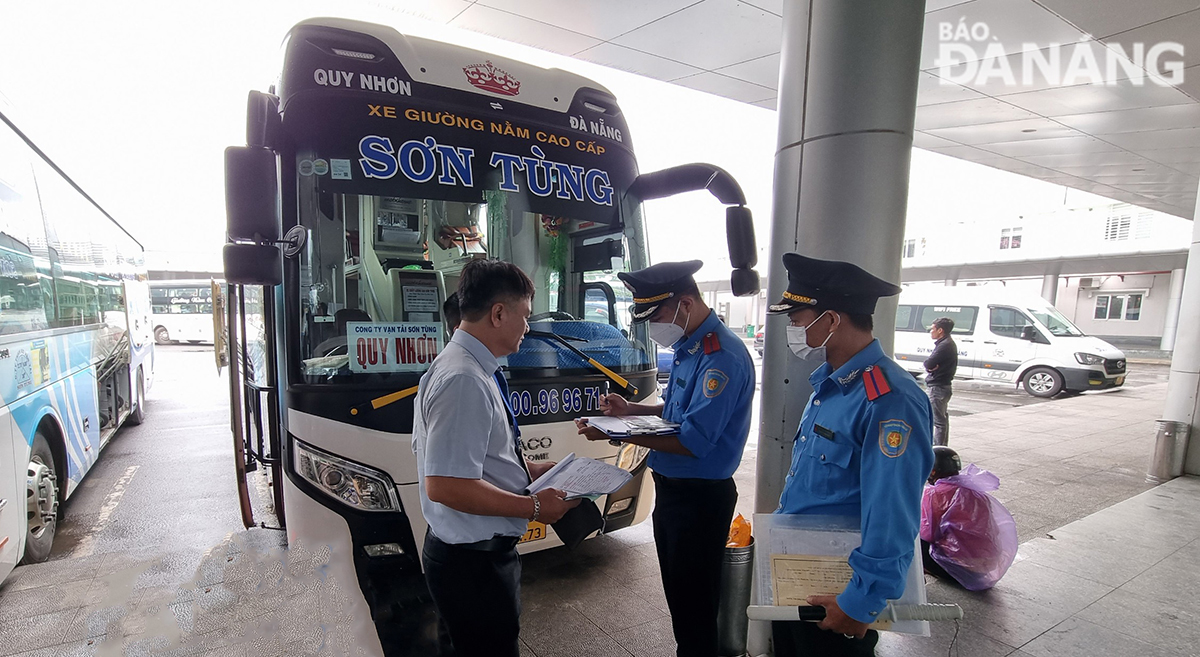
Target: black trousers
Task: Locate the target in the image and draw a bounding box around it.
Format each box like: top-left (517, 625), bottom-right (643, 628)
top-left (772, 620), bottom-right (880, 657)
top-left (422, 532), bottom-right (522, 657)
top-left (652, 472), bottom-right (738, 657)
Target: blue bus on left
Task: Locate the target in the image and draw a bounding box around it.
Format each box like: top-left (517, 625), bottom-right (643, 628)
top-left (0, 103), bottom-right (153, 582)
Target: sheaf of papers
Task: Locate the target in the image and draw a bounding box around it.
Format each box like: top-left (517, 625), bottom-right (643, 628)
top-left (582, 415), bottom-right (681, 437)
top-left (526, 453), bottom-right (632, 500)
top-left (770, 554), bottom-right (855, 605)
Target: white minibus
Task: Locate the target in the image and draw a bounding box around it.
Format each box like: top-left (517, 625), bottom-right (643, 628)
top-left (894, 287), bottom-right (1127, 397)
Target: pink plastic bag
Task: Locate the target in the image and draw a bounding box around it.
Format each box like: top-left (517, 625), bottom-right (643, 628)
top-left (920, 464), bottom-right (1018, 591)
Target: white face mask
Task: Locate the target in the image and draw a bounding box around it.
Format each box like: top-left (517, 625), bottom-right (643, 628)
top-left (649, 302), bottom-right (689, 348)
top-left (787, 311), bottom-right (836, 361)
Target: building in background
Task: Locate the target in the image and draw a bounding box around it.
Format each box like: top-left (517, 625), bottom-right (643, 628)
top-left (900, 201), bottom-right (1190, 351)
top-left (701, 201), bottom-right (1191, 351)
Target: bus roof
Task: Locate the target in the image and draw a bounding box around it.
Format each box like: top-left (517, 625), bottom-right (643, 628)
top-left (290, 17), bottom-right (619, 113)
top-left (0, 108), bottom-right (144, 251)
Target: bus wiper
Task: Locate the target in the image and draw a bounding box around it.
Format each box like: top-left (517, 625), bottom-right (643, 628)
top-left (525, 330), bottom-right (639, 397)
top-left (350, 385), bottom-right (419, 416)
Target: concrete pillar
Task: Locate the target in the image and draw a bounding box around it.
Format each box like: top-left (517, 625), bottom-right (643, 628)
top-left (1165, 190), bottom-right (1200, 473)
top-left (1041, 273), bottom-right (1059, 305)
top-left (1161, 268), bottom-right (1185, 352)
top-left (754, 0), bottom-right (925, 515)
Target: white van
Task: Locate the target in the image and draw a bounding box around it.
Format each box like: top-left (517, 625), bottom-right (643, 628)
top-left (893, 287), bottom-right (1127, 397)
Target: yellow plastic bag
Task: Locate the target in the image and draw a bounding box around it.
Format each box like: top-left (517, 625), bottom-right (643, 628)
top-left (726, 513), bottom-right (752, 548)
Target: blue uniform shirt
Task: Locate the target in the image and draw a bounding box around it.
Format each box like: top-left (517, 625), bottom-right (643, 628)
top-left (652, 310), bottom-right (755, 479)
top-left (777, 339), bottom-right (934, 623)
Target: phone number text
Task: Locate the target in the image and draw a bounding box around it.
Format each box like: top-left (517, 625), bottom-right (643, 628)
top-left (508, 386), bottom-right (605, 418)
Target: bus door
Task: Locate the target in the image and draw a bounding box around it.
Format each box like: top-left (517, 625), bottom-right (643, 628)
top-left (224, 283), bottom-right (285, 529)
top-left (0, 407), bottom-right (19, 581)
top-left (211, 280), bottom-right (228, 371)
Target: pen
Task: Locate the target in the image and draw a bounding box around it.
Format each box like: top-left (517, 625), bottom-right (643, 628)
top-left (603, 380), bottom-right (622, 447)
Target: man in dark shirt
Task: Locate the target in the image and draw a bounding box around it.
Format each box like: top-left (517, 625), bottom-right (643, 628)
top-left (924, 317), bottom-right (958, 446)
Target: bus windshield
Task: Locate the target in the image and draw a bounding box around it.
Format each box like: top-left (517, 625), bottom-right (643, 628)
top-left (1027, 305), bottom-right (1084, 336)
top-left (296, 184), bottom-right (651, 384)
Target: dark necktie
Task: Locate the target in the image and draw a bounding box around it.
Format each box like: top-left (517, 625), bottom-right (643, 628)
top-left (494, 369), bottom-right (531, 482)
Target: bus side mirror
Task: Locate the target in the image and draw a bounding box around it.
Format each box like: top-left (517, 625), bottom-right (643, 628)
top-left (224, 244), bottom-right (281, 286)
top-left (225, 146), bottom-right (280, 243)
top-left (224, 146), bottom-right (282, 286)
top-left (727, 206), bottom-right (759, 296)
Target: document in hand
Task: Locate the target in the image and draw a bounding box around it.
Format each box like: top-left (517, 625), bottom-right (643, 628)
top-left (582, 415), bottom-right (681, 438)
top-left (526, 452), bottom-right (633, 500)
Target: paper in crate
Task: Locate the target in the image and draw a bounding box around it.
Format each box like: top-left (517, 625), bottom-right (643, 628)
top-left (752, 513), bottom-right (929, 636)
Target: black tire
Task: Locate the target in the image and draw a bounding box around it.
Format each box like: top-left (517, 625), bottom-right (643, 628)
top-left (21, 430), bottom-right (59, 564)
top-left (128, 367), bottom-right (146, 426)
top-left (1022, 367), bottom-right (1064, 398)
top-left (154, 326), bottom-right (170, 344)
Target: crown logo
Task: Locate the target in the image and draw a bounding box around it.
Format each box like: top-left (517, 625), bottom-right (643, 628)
top-left (462, 60), bottom-right (521, 97)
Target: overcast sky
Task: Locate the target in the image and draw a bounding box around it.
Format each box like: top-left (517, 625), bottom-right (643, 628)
top-left (0, 0), bottom-right (1146, 281)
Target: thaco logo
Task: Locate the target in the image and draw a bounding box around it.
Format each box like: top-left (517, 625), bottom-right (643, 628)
top-left (463, 60), bottom-right (522, 96)
top-left (934, 20), bottom-right (1184, 87)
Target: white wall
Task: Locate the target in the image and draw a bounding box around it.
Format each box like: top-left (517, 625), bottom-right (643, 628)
top-left (1057, 273), bottom-right (1172, 339)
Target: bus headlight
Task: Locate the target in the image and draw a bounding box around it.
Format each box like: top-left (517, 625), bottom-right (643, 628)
top-left (294, 440), bottom-right (400, 512)
top-left (1074, 352), bottom-right (1104, 365)
top-left (616, 443), bottom-right (650, 472)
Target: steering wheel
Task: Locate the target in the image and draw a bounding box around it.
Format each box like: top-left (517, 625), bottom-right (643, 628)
top-left (530, 311), bottom-right (578, 322)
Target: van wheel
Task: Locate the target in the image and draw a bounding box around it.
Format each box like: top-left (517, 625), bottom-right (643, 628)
top-left (21, 431), bottom-right (59, 564)
top-left (154, 326), bottom-right (170, 344)
top-left (1023, 367), bottom-right (1063, 398)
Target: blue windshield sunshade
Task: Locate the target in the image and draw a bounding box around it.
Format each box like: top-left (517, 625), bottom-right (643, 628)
top-left (508, 321), bottom-right (648, 370)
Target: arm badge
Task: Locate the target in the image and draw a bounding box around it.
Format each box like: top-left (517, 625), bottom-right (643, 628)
top-left (703, 369), bottom-right (729, 398)
top-left (878, 419), bottom-right (912, 458)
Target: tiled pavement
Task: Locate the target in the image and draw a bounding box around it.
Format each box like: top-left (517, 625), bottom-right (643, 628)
top-left (519, 380), bottom-right (1179, 657)
top-left (2, 379), bottom-right (1194, 656)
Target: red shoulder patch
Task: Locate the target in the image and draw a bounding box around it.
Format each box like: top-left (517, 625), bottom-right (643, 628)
top-left (702, 332), bottom-right (721, 354)
top-left (863, 365), bottom-right (892, 401)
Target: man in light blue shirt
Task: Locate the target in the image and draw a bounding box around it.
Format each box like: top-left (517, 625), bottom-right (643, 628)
top-left (412, 259), bottom-right (577, 657)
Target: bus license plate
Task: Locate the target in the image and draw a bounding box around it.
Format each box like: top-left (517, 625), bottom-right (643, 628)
top-left (520, 521), bottom-right (546, 543)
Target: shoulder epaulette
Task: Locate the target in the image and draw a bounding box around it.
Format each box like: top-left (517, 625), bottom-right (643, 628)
top-left (702, 332), bottom-right (721, 355)
top-left (863, 364), bottom-right (892, 401)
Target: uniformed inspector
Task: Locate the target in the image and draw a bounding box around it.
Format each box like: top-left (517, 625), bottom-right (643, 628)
top-left (412, 259), bottom-right (578, 657)
top-left (575, 260), bottom-right (756, 657)
top-left (769, 253), bottom-right (934, 657)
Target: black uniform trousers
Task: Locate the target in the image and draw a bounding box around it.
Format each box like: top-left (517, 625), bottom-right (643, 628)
top-left (422, 531), bottom-right (522, 657)
top-left (772, 621), bottom-right (880, 657)
top-left (652, 472), bottom-right (738, 657)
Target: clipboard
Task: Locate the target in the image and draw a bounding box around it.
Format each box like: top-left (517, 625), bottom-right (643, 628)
top-left (580, 415), bottom-right (681, 438)
top-left (752, 513), bottom-right (930, 636)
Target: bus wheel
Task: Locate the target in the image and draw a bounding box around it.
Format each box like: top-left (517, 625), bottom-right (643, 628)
top-left (128, 367), bottom-right (146, 426)
top-left (1022, 367), bottom-right (1064, 398)
top-left (21, 431), bottom-right (60, 564)
top-left (154, 326), bottom-right (170, 344)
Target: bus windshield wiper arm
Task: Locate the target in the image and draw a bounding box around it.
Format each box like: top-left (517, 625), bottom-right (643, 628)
top-left (525, 330), bottom-right (638, 396)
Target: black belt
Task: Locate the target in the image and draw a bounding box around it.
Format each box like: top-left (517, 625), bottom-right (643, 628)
top-left (652, 472), bottom-right (734, 488)
top-left (428, 530), bottom-right (520, 553)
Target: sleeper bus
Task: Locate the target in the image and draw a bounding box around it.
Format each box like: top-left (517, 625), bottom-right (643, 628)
top-left (220, 18), bottom-right (758, 655)
top-left (0, 103), bottom-right (153, 583)
top-left (150, 278), bottom-right (224, 344)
